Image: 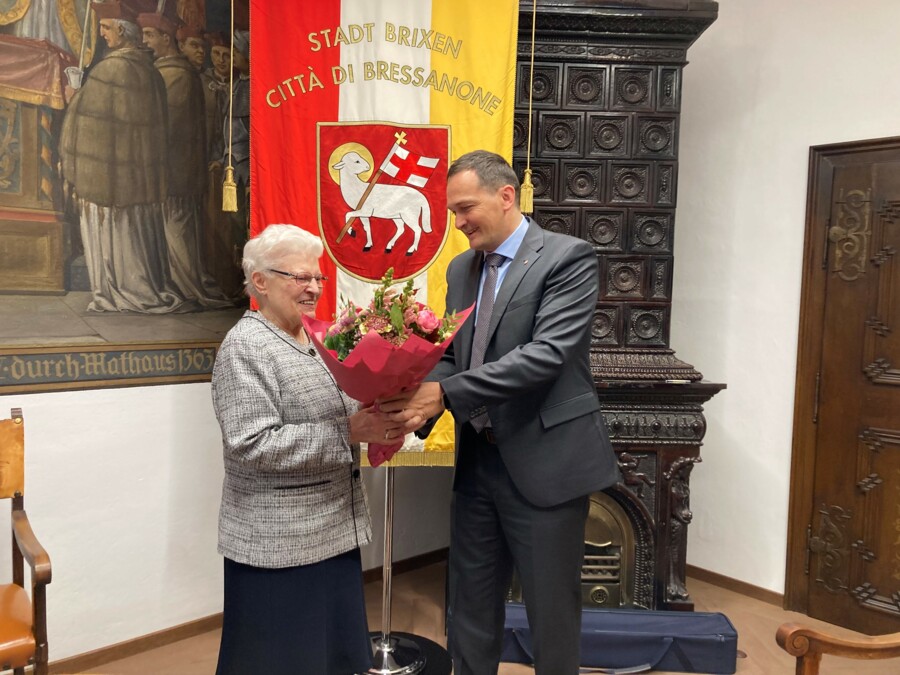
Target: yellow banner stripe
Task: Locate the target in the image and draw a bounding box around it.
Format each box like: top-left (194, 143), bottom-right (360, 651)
top-left (424, 0), bottom-right (519, 452)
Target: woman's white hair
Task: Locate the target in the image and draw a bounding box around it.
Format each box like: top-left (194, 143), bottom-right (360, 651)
top-left (242, 224), bottom-right (325, 299)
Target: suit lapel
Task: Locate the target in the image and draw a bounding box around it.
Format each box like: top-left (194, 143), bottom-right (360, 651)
top-left (485, 219), bottom-right (544, 347)
top-left (453, 251), bottom-right (482, 369)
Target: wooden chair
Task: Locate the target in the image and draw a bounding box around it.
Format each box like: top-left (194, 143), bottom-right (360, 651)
top-left (776, 622), bottom-right (900, 674)
top-left (0, 408), bottom-right (51, 675)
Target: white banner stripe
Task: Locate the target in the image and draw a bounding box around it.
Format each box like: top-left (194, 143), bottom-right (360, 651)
top-left (337, 0), bottom-right (433, 313)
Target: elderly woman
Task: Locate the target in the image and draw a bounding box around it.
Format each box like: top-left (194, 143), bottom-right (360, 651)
top-left (212, 224), bottom-right (398, 674)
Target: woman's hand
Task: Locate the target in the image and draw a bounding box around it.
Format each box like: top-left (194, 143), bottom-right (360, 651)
top-left (348, 405), bottom-right (408, 445)
top-left (377, 382), bottom-right (444, 432)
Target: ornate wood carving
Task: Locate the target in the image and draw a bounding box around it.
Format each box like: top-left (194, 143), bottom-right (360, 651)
top-left (861, 197), bottom-right (900, 386)
top-left (852, 539), bottom-right (876, 562)
top-left (849, 430), bottom-right (900, 620)
top-left (856, 473), bottom-right (883, 493)
top-left (520, 1), bottom-right (722, 611)
top-left (664, 455), bottom-right (700, 602)
top-left (516, 0), bottom-right (717, 381)
top-left (829, 188), bottom-right (872, 282)
top-left (618, 451), bottom-right (657, 511)
top-left (787, 137), bottom-right (900, 633)
top-left (597, 380), bottom-right (722, 609)
top-left (810, 504), bottom-right (852, 594)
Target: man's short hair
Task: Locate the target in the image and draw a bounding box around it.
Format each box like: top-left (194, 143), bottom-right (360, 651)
top-left (448, 150), bottom-right (521, 202)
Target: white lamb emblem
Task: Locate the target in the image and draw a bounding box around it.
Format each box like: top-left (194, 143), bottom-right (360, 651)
top-left (332, 151), bottom-right (433, 256)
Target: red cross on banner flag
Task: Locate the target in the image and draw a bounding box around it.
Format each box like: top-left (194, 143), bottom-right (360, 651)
top-left (381, 145), bottom-right (440, 188)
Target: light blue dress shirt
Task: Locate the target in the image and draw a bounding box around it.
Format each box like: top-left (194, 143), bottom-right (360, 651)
top-left (475, 216), bottom-right (529, 324)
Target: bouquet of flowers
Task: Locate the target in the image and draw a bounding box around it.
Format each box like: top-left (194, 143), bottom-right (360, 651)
top-left (302, 269), bottom-right (473, 466)
top-left (324, 269), bottom-right (460, 359)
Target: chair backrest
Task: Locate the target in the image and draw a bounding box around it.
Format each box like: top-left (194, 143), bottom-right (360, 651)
top-left (0, 407), bottom-right (51, 675)
top-left (0, 408), bottom-right (24, 500)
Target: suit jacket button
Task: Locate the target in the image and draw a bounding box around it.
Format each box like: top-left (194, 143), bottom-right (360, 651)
top-left (353, 469), bottom-right (360, 479)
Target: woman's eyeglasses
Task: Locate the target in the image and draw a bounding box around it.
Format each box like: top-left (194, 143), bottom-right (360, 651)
top-left (268, 269), bottom-right (329, 287)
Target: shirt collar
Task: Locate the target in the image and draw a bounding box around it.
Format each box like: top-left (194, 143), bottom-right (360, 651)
top-left (488, 216), bottom-right (529, 262)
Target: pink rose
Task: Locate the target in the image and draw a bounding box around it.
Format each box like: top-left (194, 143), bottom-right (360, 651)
top-left (416, 309), bottom-right (440, 333)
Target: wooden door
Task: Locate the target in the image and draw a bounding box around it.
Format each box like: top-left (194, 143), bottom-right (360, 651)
top-left (787, 137), bottom-right (900, 635)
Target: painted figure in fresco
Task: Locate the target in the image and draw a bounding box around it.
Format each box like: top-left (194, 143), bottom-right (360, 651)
top-left (203, 31), bottom-right (230, 162)
top-left (206, 31), bottom-right (232, 94)
top-left (59, 1), bottom-right (191, 313)
top-left (177, 23), bottom-right (205, 68)
top-left (199, 30), bottom-right (243, 298)
top-left (139, 10), bottom-right (232, 309)
top-left (178, 25), bottom-right (221, 161)
top-left (213, 28), bottom-right (251, 294)
top-left (225, 29), bottom-right (250, 191)
top-left (11, 0), bottom-right (91, 57)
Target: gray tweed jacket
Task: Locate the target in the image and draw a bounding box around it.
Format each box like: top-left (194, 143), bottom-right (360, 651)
top-left (211, 310), bottom-right (371, 568)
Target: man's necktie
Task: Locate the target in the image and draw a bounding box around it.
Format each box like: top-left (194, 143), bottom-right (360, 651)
top-left (469, 252), bottom-right (505, 432)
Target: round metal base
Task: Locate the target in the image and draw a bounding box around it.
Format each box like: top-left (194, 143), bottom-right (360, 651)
top-left (367, 633), bottom-right (426, 675)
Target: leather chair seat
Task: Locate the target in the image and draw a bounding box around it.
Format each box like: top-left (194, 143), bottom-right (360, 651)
top-left (0, 584), bottom-right (35, 669)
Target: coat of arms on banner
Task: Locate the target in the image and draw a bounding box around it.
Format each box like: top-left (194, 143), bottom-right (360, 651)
top-left (318, 122), bottom-right (451, 282)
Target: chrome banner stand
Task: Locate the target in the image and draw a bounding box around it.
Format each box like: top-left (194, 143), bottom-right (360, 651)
top-left (368, 466), bottom-right (426, 674)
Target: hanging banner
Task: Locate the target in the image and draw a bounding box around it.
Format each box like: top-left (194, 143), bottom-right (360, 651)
top-left (250, 0), bottom-right (519, 461)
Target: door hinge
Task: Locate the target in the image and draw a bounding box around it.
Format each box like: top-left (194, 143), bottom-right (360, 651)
top-left (805, 524), bottom-right (813, 575)
top-left (813, 371), bottom-right (821, 424)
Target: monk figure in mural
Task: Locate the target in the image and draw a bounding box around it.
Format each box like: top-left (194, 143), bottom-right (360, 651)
top-left (60, 0), bottom-right (191, 313)
top-left (139, 10), bottom-right (233, 309)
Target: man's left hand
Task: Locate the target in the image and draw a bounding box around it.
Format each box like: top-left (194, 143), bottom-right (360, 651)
top-left (377, 382), bottom-right (445, 432)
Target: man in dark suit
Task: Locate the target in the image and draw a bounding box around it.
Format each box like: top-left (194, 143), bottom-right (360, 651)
top-left (381, 150), bottom-right (619, 674)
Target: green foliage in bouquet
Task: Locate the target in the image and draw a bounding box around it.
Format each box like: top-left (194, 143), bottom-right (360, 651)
top-left (323, 268), bottom-right (462, 361)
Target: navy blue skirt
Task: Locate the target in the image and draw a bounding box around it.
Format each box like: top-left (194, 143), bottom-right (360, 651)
top-left (215, 548), bottom-right (372, 675)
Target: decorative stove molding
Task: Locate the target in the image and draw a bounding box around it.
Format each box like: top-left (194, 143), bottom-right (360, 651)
top-left (515, 1), bottom-right (722, 609)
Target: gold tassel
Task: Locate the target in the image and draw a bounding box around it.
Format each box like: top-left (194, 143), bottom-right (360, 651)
top-left (221, 0), bottom-right (238, 213)
top-left (222, 166), bottom-right (238, 212)
top-left (520, 168), bottom-right (534, 214)
top-left (521, 0), bottom-right (537, 216)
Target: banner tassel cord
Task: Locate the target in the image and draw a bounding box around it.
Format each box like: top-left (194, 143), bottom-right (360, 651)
top-left (222, 0), bottom-right (238, 212)
top-left (519, 0), bottom-right (537, 214)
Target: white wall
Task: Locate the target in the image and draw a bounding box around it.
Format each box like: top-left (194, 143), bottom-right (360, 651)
top-left (0, 386), bottom-right (451, 661)
top-left (674, 0), bottom-right (900, 592)
top-left (11, 0), bottom-right (899, 660)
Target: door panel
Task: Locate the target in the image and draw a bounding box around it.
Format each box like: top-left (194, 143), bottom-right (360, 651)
top-left (806, 156), bottom-right (900, 634)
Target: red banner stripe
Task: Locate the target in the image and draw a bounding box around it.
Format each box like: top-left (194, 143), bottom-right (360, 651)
top-left (250, 0), bottom-right (342, 319)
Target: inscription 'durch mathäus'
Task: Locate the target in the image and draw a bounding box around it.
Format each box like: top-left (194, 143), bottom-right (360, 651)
top-left (0, 348), bottom-right (217, 389)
